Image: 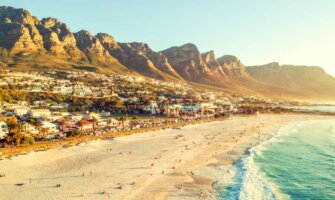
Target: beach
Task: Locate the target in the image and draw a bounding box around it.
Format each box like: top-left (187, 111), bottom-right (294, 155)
top-left (0, 114), bottom-right (333, 200)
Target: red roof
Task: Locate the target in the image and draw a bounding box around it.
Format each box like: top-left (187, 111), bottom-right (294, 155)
top-left (76, 120), bottom-right (92, 126)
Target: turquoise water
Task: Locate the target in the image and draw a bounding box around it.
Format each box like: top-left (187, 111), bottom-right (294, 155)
top-left (219, 120), bottom-right (335, 200)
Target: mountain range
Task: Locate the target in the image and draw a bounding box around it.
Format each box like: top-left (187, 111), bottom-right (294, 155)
top-left (1, 6), bottom-right (335, 100)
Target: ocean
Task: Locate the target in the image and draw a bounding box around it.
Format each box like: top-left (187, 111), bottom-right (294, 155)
top-left (284, 105), bottom-right (335, 112)
top-left (217, 120), bottom-right (335, 200)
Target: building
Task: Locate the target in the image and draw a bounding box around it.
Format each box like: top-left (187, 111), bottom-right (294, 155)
top-left (0, 121), bottom-right (9, 139)
top-left (28, 109), bottom-right (51, 118)
top-left (6, 107), bottom-right (30, 117)
top-left (40, 121), bottom-right (59, 134)
top-left (76, 120), bottom-right (93, 132)
top-left (143, 101), bottom-right (159, 114)
top-left (21, 122), bottom-right (39, 135)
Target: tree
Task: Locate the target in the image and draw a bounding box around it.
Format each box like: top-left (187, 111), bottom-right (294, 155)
top-left (6, 119), bottom-right (20, 134)
top-left (4, 132), bottom-right (24, 146)
top-left (59, 118), bottom-right (67, 132)
top-left (77, 121), bottom-right (84, 135)
top-left (91, 117), bottom-right (98, 134)
top-left (118, 116), bottom-right (127, 130)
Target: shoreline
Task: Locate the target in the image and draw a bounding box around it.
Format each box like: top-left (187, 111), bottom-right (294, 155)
top-left (0, 114), bottom-right (333, 200)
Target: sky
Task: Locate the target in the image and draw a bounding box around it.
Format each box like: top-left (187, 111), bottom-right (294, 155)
top-left (2, 0), bottom-right (335, 76)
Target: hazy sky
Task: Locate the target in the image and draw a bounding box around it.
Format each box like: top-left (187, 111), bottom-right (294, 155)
top-left (2, 0), bottom-right (335, 76)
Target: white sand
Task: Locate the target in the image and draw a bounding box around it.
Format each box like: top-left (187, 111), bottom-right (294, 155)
top-left (0, 114), bottom-right (332, 200)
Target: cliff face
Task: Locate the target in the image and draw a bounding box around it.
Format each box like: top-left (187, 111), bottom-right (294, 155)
top-left (247, 63), bottom-right (335, 97)
top-left (217, 55), bottom-right (249, 77)
top-left (201, 51), bottom-right (225, 75)
top-left (39, 17), bottom-right (86, 60)
top-left (161, 44), bottom-right (253, 84)
top-left (96, 33), bottom-right (181, 80)
top-left (161, 43), bottom-right (210, 82)
top-left (0, 6), bottom-right (45, 54)
top-left (0, 6), bottom-right (127, 73)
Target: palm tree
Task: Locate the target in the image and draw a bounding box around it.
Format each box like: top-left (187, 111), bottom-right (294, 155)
top-left (91, 117), bottom-right (98, 134)
top-left (59, 118), bottom-right (67, 132)
top-left (34, 121), bottom-right (43, 138)
top-left (77, 121), bottom-right (84, 135)
top-left (40, 127), bottom-right (49, 139)
top-left (151, 116), bottom-right (155, 126)
top-left (118, 116), bottom-right (126, 130)
top-left (107, 117), bottom-right (112, 127)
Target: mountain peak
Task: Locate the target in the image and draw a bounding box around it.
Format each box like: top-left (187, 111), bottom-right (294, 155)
top-left (217, 55), bottom-right (240, 64)
top-left (201, 51), bottom-right (216, 63)
top-left (0, 6), bottom-right (39, 25)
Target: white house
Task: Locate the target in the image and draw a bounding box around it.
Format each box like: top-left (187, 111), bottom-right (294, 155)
top-left (0, 121), bottom-right (9, 139)
top-left (6, 107), bottom-right (30, 117)
top-left (144, 101), bottom-right (159, 114)
top-left (28, 109), bottom-right (51, 118)
top-left (21, 122), bottom-right (39, 135)
top-left (40, 121), bottom-right (59, 134)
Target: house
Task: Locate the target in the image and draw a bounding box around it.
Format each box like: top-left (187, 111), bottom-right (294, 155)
top-left (76, 120), bottom-right (93, 132)
top-left (0, 121), bottom-right (8, 139)
top-left (6, 107), bottom-right (30, 117)
top-left (28, 109), bottom-right (51, 118)
top-left (182, 104), bottom-right (200, 112)
top-left (83, 112), bottom-right (101, 121)
top-left (21, 122), bottom-right (39, 135)
top-left (60, 121), bottom-right (77, 132)
top-left (143, 101), bottom-right (159, 114)
top-left (40, 121), bottom-right (59, 134)
top-left (69, 114), bottom-right (84, 121)
top-left (106, 117), bottom-right (119, 127)
top-left (45, 115), bottom-right (63, 122)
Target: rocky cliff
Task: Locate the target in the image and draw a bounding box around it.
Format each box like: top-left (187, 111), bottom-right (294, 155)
top-left (217, 55), bottom-right (249, 77)
top-left (0, 6), bottom-right (45, 55)
top-left (96, 34), bottom-right (181, 80)
top-left (161, 43), bottom-right (211, 82)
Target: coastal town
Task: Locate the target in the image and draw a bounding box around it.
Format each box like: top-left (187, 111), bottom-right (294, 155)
top-left (0, 69), bottom-right (291, 147)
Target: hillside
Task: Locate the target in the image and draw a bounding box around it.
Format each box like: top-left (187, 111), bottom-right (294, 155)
top-left (247, 63), bottom-right (335, 99)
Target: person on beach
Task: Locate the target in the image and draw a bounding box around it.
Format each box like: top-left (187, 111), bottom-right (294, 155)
top-left (178, 184), bottom-right (183, 190)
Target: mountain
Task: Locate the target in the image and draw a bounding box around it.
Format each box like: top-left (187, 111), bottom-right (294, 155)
top-left (160, 44), bottom-right (290, 96)
top-left (247, 63), bottom-right (335, 98)
top-left (0, 6), bottom-right (128, 74)
top-left (0, 6), bottom-right (334, 100)
top-left (217, 55), bottom-right (249, 77)
top-left (96, 33), bottom-right (182, 80)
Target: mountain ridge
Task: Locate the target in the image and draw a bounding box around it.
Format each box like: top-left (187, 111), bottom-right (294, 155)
top-left (1, 6), bottom-right (335, 100)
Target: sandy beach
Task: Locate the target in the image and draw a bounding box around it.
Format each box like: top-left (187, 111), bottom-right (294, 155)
top-left (0, 114), bottom-right (333, 200)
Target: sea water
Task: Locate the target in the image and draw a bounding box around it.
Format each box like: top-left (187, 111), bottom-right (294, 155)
top-left (218, 120), bottom-right (335, 200)
top-left (283, 105), bottom-right (335, 112)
